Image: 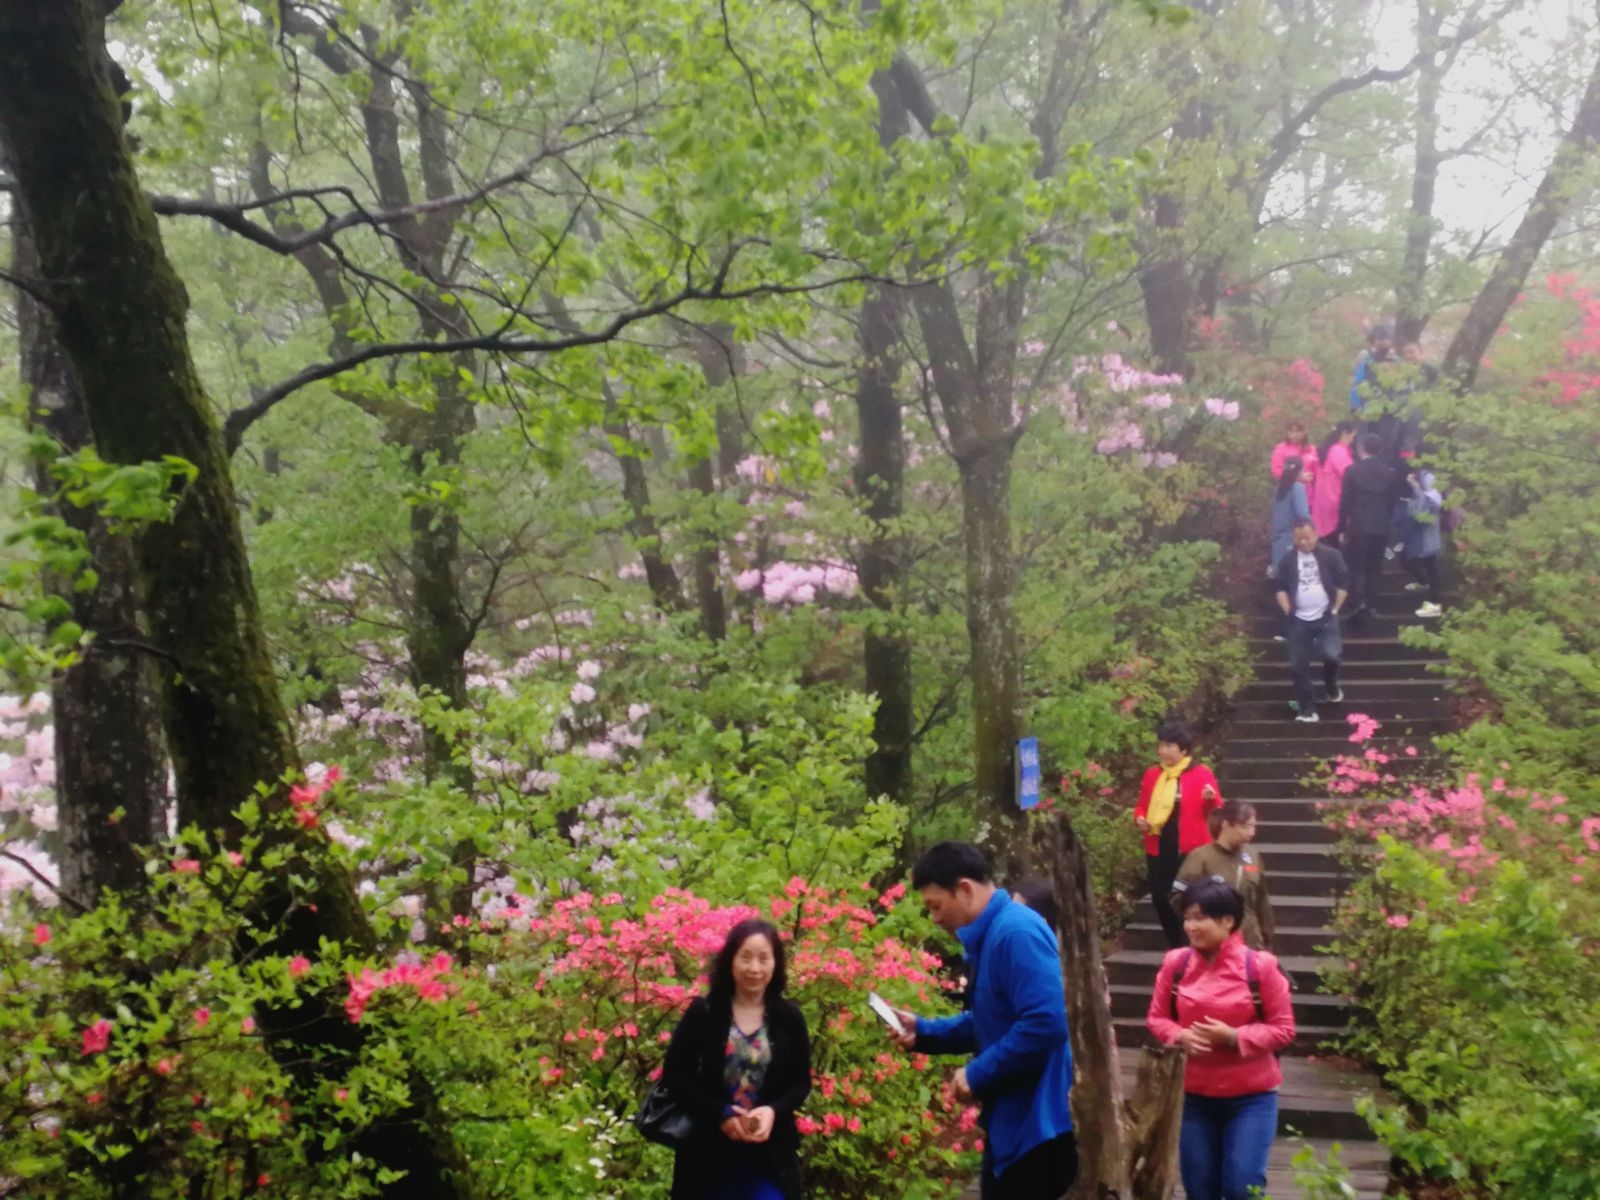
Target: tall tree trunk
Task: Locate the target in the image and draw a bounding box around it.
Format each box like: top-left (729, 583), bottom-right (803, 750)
top-left (957, 442), bottom-right (1023, 826)
top-left (406, 387), bottom-right (475, 791)
top-left (1137, 98), bottom-right (1213, 375)
top-left (13, 212), bottom-right (167, 904)
top-left (685, 324), bottom-right (742, 641)
top-left (854, 285), bottom-right (914, 807)
top-left (1443, 28), bottom-right (1600, 389)
top-left (1395, 3), bottom-right (1445, 344)
top-left (605, 391), bottom-right (686, 612)
top-left (856, 77), bottom-right (915, 809)
top-left (0, 6), bottom-right (471, 1193)
top-left (903, 271), bottom-right (1025, 844)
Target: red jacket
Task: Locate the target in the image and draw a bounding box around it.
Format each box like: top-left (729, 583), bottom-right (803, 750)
top-left (1134, 763), bottom-right (1223, 857)
top-left (1146, 934), bottom-right (1296, 1097)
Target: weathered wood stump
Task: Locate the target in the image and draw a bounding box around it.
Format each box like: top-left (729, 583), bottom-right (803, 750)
top-left (1047, 816), bottom-right (1186, 1200)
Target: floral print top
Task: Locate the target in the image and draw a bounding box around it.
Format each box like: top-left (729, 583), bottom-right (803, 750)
top-left (723, 1021), bottom-right (771, 1116)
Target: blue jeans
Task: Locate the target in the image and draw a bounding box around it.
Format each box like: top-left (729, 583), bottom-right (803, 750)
top-left (710, 1176), bottom-right (784, 1200)
top-left (1180, 1090), bottom-right (1278, 1200)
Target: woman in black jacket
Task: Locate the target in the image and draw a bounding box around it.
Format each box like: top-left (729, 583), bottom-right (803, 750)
top-left (661, 918), bottom-right (812, 1200)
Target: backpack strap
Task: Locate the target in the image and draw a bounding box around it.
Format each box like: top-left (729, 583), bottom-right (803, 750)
top-left (1167, 949), bottom-right (1193, 1023)
top-left (1245, 949), bottom-right (1265, 1024)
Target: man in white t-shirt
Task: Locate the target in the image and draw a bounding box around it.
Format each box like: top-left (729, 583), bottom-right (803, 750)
top-left (1272, 521), bottom-right (1350, 724)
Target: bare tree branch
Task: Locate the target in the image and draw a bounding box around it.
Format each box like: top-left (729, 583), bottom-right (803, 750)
top-left (1256, 1), bottom-right (1516, 185)
top-left (148, 132), bottom-right (621, 255)
top-left (227, 248), bottom-right (887, 445)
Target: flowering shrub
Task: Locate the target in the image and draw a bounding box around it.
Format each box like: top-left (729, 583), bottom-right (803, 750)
top-left (1320, 718), bottom-right (1600, 1198)
top-left (1, 787), bottom-right (978, 1199)
top-left (0, 818), bottom-right (433, 1198)
top-left (1404, 271), bottom-right (1600, 796)
top-left (465, 881), bottom-right (978, 1199)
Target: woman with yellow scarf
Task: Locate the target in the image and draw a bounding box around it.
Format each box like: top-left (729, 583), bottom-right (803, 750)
top-left (1134, 721), bottom-right (1223, 947)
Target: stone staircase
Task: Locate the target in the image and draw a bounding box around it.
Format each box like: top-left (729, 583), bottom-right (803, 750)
top-left (1104, 567), bottom-right (1454, 1198)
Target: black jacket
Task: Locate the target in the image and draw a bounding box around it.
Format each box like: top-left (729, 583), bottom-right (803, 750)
top-left (1339, 454), bottom-right (1402, 537)
top-left (661, 995), bottom-right (811, 1200)
top-left (1273, 543), bottom-right (1349, 618)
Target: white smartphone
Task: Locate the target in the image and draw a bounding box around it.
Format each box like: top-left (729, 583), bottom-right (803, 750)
top-left (867, 990), bottom-right (905, 1034)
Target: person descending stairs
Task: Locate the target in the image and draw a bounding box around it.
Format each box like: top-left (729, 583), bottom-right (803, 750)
top-left (1103, 559), bottom-right (1453, 1199)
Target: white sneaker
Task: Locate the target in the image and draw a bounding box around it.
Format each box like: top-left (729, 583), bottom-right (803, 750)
top-left (1325, 686), bottom-right (1344, 703)
top-left (1295, 711), bottom-right (1320, 723)
top-left (1415, 602), bottom-right (1443, 618)
top-left (1403, 581), bottom-right (1425, 592)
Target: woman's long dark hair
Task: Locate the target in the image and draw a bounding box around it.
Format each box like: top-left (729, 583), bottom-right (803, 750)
top-left (1276, 454), bottom-right (1303, 499)
top-left (1318, 420), bottom-right (1356, 468)
top-left (707, 918), bottom-right (787, 1008)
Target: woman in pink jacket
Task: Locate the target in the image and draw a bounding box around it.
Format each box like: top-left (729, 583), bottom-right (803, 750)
top-left (1310, 421), bottom-right (1356, 539)
top-left (1268, 420), bottom-right (1319, 496)
top-left (1147, 879), bottom-right (1296, 1200)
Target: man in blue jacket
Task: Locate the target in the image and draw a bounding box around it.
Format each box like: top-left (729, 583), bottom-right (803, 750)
top-left (889, 842), bottom-right (1076, 1199)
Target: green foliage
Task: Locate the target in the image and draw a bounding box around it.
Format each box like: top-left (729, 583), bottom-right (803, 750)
top-left (1324, 749), bottom-right (1600, 1196)
top-left (1404, 279), bottom-right (1600, 795)
top-left (0, 431), bottom-right (196, 682)
top-left (2, 802), bottom-right (975, 1199)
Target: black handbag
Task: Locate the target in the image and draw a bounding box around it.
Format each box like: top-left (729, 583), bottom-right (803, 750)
top-left (634, 1079), bottom-right (696, 1148)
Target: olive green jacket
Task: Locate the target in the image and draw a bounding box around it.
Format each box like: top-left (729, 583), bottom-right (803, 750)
top-left (1171, 841), bottom-right (1276, 950)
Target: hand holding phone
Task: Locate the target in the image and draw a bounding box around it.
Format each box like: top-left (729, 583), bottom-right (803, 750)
top-left (867, 991), bottom-right (904, 1034)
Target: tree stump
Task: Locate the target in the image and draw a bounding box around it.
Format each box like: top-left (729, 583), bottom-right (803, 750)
top-left (1046, 815), bottom-right (1186, 1200)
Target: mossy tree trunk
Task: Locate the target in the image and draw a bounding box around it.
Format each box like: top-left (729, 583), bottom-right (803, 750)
top-left (0, 4), bottom-right (471, 1193)
top-left (12, 205), bottom-right (168, 905)
top-left (855, 82), bottom-right (915, 811)
top-left (855, 283), bottom-right (914, 809)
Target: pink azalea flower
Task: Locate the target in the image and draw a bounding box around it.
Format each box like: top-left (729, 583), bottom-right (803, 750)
top-left (82, 1019), bottom-right (112, 1056)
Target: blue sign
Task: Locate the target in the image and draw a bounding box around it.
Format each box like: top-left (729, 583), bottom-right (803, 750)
top-left (1016, 736), bottom-right (1041, 810)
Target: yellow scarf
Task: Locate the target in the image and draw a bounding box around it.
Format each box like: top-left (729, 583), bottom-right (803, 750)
top-left (1145, 756), bottom-right (1191, 836)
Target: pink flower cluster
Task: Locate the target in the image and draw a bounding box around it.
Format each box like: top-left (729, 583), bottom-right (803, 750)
top-left (1096, 420), bottom-right (1145, 455)
top-left (1539, 274), bottom-right (1600, 405)
top-left (345, 951), bottom-right (456, 1023)
top-left (734, 561), bottom-right (860, 605)
top-left (1087, 353), bottom-right (1185, 394)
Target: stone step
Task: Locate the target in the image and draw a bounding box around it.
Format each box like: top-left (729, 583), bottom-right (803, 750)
top-left (1243, 662), bottom-right (1450, 687)
top-left (1229, 796), bottom-right (1334, 820)
top-left (1126, 896), bottom-right (1341, 939)
top-left (1236, 676), bottom-right (1452, 702)
top-left (1123, 921), bottom-right (1336, 956)
top-left (1271, 1057), bottom-right (1385, 1143)
top-left (1251, 638), bottom-right (1444, 664)
top-left (1252, 842), bottom-right (1344, 873)
top-left (964, 1125), bottom-right (1390, 1199)
top-left (1230, 695), bottom-right (1452, 721)
top-left (1247, 612), bottom-right (1442, 639)
top-left (1223, 745), bottom-right (1426, 777)
top-left (1266, 871), bottom-right (1345, 897)
top-left (1257, 819), bottom-right (1338, 843)
top-left (1225, 717), bottom-right (1452, 741)
top-left (1177, 1137), bottom-right (1391, 1200)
